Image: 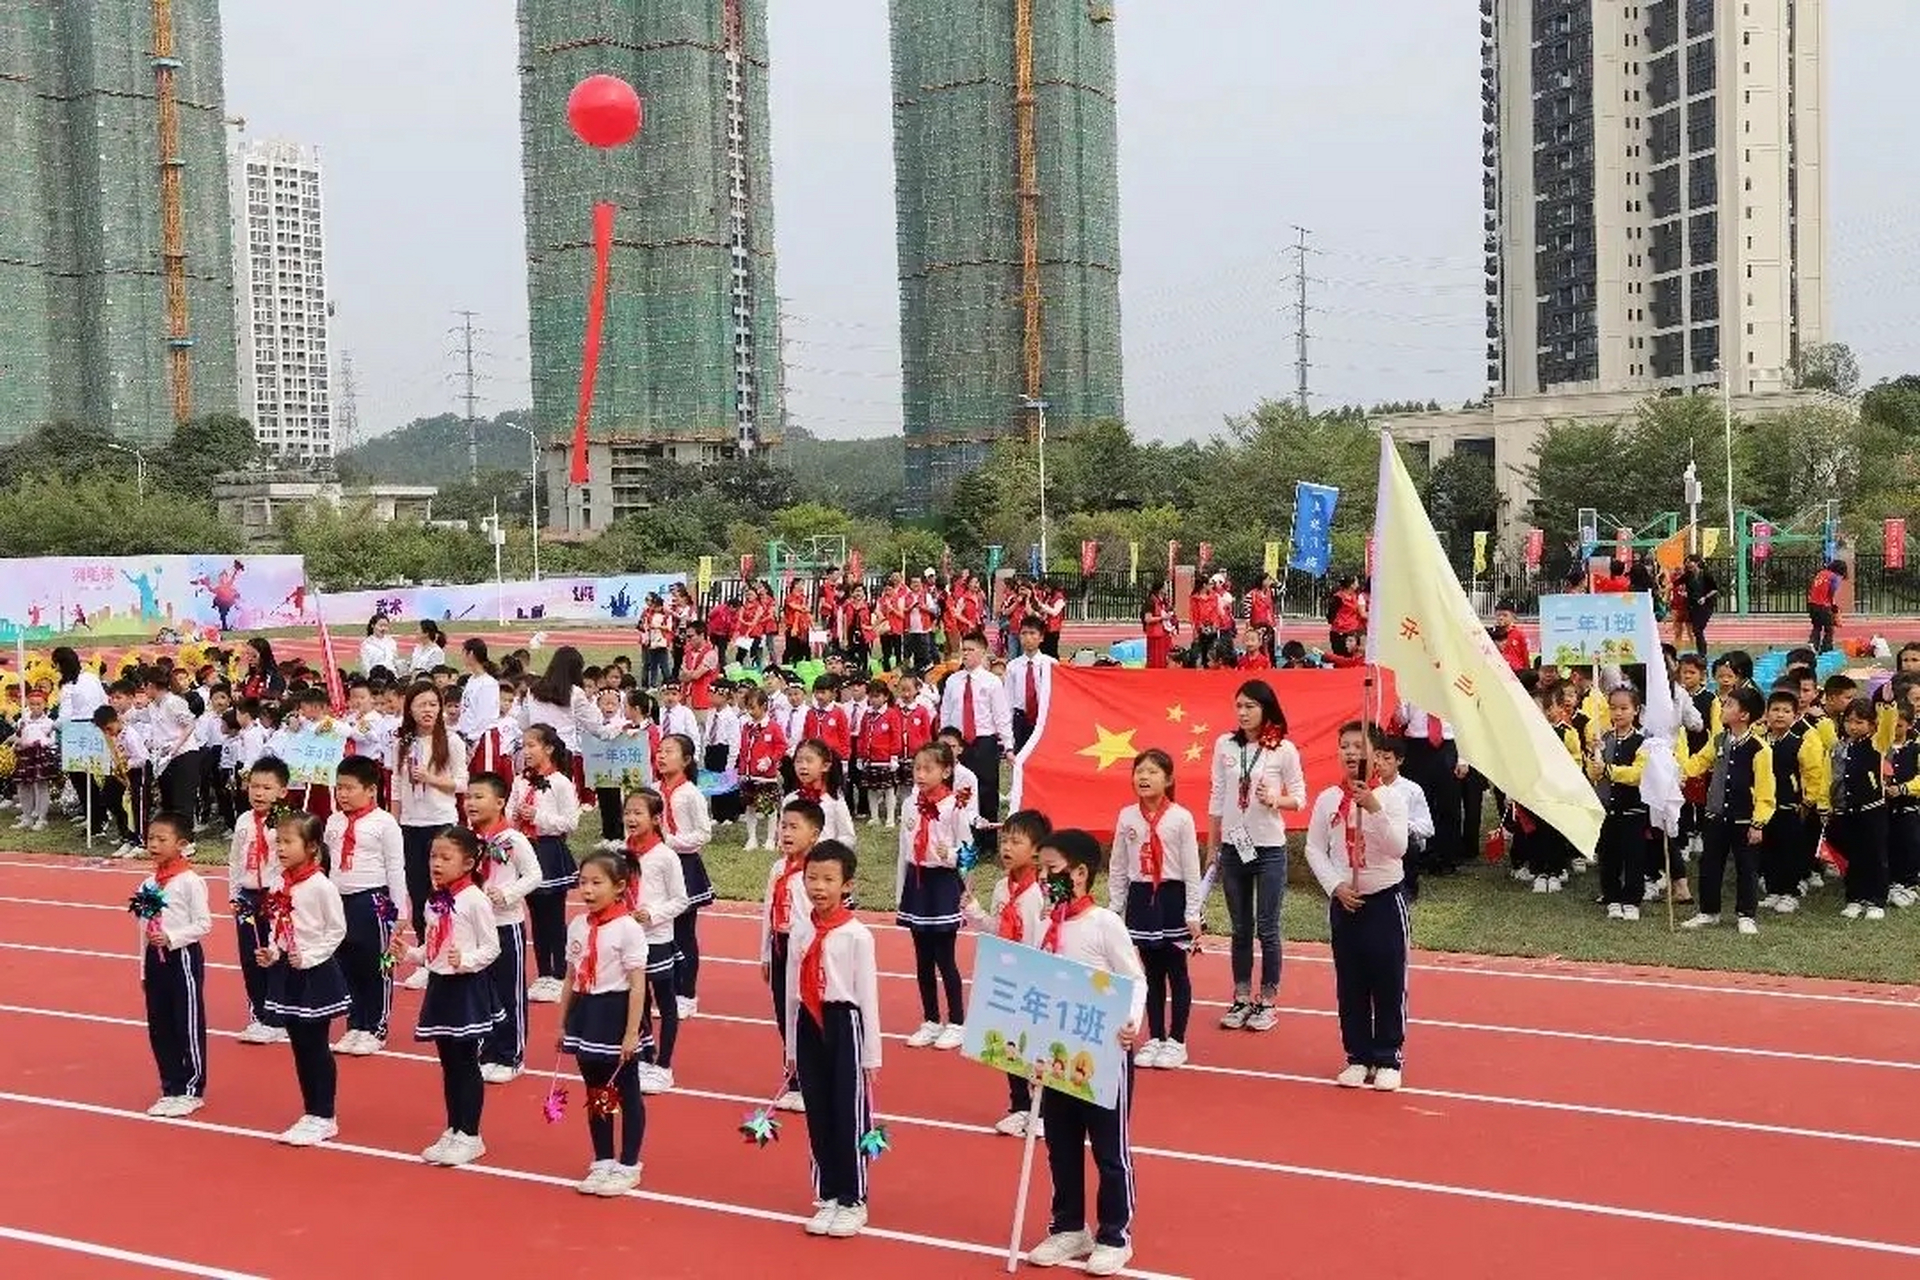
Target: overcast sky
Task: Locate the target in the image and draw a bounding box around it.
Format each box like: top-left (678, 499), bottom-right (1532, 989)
top-left (221, 0), bottom-right (1920, 446)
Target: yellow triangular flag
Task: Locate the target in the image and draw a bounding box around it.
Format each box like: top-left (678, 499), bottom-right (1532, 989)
top-left (1367, 433), bottom-right (1604, 856)
top-left (1701, 526), bottom-right (1721, 558)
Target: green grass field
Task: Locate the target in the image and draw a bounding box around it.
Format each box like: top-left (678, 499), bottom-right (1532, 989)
top-left (25, 811), bottom-right (1918, 986)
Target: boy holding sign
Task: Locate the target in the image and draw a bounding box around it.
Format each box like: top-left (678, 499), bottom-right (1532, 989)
top-left (1026, 828), bottom-right (1146, 1276)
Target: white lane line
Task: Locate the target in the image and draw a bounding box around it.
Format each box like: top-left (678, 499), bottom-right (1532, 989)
top-left (2, 988), bottom-right (1918, 1158)
top-left (0, 1226), bottom-right (267, 1279)
top-left (0, 1091), bottom-right (1186, 1280)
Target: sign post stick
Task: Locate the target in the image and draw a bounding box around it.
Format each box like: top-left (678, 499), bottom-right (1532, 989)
top-left (1004, 1082), bottom-right (1046, 1273)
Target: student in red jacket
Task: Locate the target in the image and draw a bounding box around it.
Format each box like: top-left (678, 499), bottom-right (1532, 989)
top-left (857, 683), bottom-right (906, 828)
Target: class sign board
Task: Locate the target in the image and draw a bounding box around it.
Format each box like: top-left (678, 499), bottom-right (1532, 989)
top-left (281, 730), bottom-right (349, 789)
top-left (960, 934), bottom-right (1135, 1110)
top-left (1538, 592), bottom-right (1658, 668)
top-left (59, 721), bottom-right (110, 775)
top-left (581, 733), bottom-right (655, 793)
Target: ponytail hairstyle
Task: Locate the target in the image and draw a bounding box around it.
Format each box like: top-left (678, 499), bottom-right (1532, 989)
top-left (433, 825), bottom-right (483, 881)
top-left (419, 620), bottom-right (447, 649)
top-left (523, 723), bottom-right (571, 778)
top-left (462, 636), bottom-right (497, 676)
top-left (794, 737), bottom-right (845, 797)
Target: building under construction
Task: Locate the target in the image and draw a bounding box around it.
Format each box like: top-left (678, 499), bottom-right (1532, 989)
top-left (891, 0), bottom-right (1124, 510)
top-left (519, 0), bottom-right (783, 534)
top-left (0, 0), bottom-right (239, 445)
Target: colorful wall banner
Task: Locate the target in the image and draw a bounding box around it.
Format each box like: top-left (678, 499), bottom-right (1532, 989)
top-left (0, 555), bottom-right (309, 642)
top-left (318, 574), bottom-right (685, 627)
top-left (961, 935), bottom-right (1137, 1110)
top-left (1538, 591), bottom-right (1657, 667)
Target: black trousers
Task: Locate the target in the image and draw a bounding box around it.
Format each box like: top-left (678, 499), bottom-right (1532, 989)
top-left (1012, 708), bottom-right (1036, 754)
top-left (1042, 1061), bottom-right (1135, 1248)
top-left (1598, 812), bottom-right (1649, 905)
top-left (1760, 811), bottom-right (1806, 899)
top-left (1890, 807), bottom-right (1920, 889)
top-left (436, 1038), bottom-right (484, 1134)
top-left (769, 933), bottom-right (798, 1092)
top-left (579, 1055), bottom-right (645, 1165)
top-left (1140, 943), bottom-right (1192, 1042)
top-left (596, 788), bottom-right (624, 841)
top-left (528, 889), bottom-right (569, 980)
top-left (1832, 806), bottom-right (1891, 908)
top-left (796, 1001), bottom-right (871, 1208)
top-left (481, 923), bottom-right (527, 1069)
top-left (911, 928), bottom-right (964, 1024)
top-left (339, 889), bottom-right (395, 1038)
top-left (159, 754), bottom-right (201, 823)
top-left (639, 947), bottom-right (679, 1069)
top-left (1459, 768), bottom-right (1490, 860)
top-left (1808, 604), bottom-right (1837, 654)
top-left (286, 1018), bottom-right (337, 1119)
top-left (880, 633), bottom-right (902, 671)
top-left (232, 887), bottom-right (277, 1026)
top-left (1401, 739), bottom-right (1461, 868)
top-left (401, 824), bottom-right (437, 939)
top-left (673, 908), bottom-right (701, 999)
top-left (961, 735), bottom-right (1002, 853)
top-left (1329, 888), bottom-right (1409, 1069)
top-left (143, 942), bottom-right (207, 1098)
top-left (1698, 817), bottom-right (1761, 919)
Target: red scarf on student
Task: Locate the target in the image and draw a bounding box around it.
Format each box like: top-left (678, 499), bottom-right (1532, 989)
top-left (998, 867), bottom-right (1037, 941)
top-left (623, 832), bottom-right (662, 910)
top-left (336, 804), bottom-right (377, 872)
top-left (427, 875), bottom-right (472, 961)
top-left (246, 809), bottom-right (272, 880)
top-left (266, 860), bottom-right (321, 954)
top-left (770, 846), bottom-right (808, 936)
top-left (514, 769), bottom-right (551, 837)
top-left (472, 818), bottom-right (511, 882)
top-left (576, 901), bottom-right (626, 992)
top-left (913, 784), bottom-right (952, 865)
top-left (799, 903), bottom-right (855, 1027)
top-left (660, 778), bottom-right (687, 835)
top-left (795, 780), bottom-right (824, 804)
top-left (154, 856), bottom-right (191, 889)
top-left (1335, 779), bottom-right (1369, 872)
top-left (1137, 800), bottom-right (1169, 887)
top-left (1041, 893), bottom-right (1095, 954)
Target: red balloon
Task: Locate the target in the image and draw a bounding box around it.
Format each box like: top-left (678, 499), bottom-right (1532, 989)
top-left (567, 75), bottom-right (642, 149)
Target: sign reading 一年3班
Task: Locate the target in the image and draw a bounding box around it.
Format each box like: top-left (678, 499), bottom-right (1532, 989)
top-left (1537, 592), bottom-right (1656, 668)
top-left (960, 934), bottom-right (1136, 1111)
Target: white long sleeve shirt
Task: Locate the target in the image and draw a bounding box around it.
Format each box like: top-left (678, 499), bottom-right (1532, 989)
top-left (1303, 784), bottom-right (1411, 898)
top-left (565, 912), bottom-right (649, 994)
top-left (508, 771), bottom-right (582, 837)
top-left (1108, 801), bottom-right (1204, 924)
top-left (659, 703), bottom-right (699, 743)
top-left (227, 809), bottom-right (283, 893)
top-left (476, 827), bottom-right (543, 928)
top-left (406, 883), bottom-right (501, 975)
top-left (658, 778), bottom-right (712, 857)
top-left (270, 872), bottom-right (348, 969)
top-left (1207, 734), bottom-right (1307, 856)
top-left (962, 872), bottom-right (1047, 945)
top-left (705, 705), bottom-right (743, 771)
top-left (408, 642), bottom-right (446, 676)
top-left (457, 672), bottom-right (501, 741)
top-left (633, 845), bottom-right (690, 946)
top-left (146, 692), bottom-right (197, 770)
top-left (395, 730), bottom-right (469, 828)
top-left (359, 634), bottom-right (399, 676)
top-left (325, 806), bottom-right (409, 908)
top-left (1002, 651), bottom-right (1057, 723)
top-left (519, 687), bottom-right (607, 753)
top-left (1042, 904), bottom-right (1148, 1030)
top-left (1382, 775), bottom-right (1434, 851)
top-left (59, 673), bottom-right (107, 725)
top-left (783, 917), bottom-right (884, 1069)
top-left (783, 789), bottom-right (857, 847)
top-left (138, 867), bottom-right (213, 953)
top-left (758, 852), bottom-right (811, 963)
top-left (940, 666), bottom-right (1014, 751)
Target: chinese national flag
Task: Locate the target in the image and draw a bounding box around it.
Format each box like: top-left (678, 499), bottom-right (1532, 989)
top-left (1011, 667), bottom-right (1391, 837)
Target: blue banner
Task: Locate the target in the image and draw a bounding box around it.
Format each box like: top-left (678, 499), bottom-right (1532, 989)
top-left (1289, 482), bottom-right (1340, 577)
top-left (960, 934), bottom-right (1137, 1110)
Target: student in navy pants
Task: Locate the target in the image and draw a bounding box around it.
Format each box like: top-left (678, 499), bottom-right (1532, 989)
top-left (1329, 888), bottom-right (1410, 1071)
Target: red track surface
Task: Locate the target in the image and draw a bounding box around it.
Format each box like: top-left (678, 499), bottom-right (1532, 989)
top-left (2, 854), bottom-right (1918, 1278)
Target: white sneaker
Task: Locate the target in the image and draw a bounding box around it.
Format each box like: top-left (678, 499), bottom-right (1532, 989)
top-left (1736, 917), bottom-right (1759, 935)
top-left (774, 1090), bottom-right (805, 1112)
top-left (147, 1096), bottom-right (184, 1117)
top-left (331, 1030), bottom-right (365, 1054)
top-left (1841, 902), bottom-right (1865, 920)
top-left (596, 1163), bottom-right (641, 1196)
top-left (804, 1203), bottom-right (840, 1236)
top-left (1549, 875), bottom-right (1567, 893)
top-left (993, 1110), bottom-right (1029, 1137)
top-left (1621, 905), bottom-right (1640, 922)
top-left (1570, 856), bottom-right (1590, 873)
top-left (1606, 903), bottom-right (1623, 920)
top-left (421, 1130), bottom-right (458, 1164)
top-left (1680, 913), bottom-right (1719, 929)
top-left (237, 1020), bottom-right (275, 1045)
top-left (1865, 906), bottom-right (1887, 921)
top-left (1133, 1038), bottom-right (1162, 1067)
top-left (29, 818), bottom-right (46, 832)
top-left (577, 1160), bottom-right (615, 1194)
top-left (1027, 1230), bottom-right (1095, 1267)
top-left (677, 996), bottom-right (698, 1019)
top-left (1371, 1067), bottom-right (1403, 1091)
top-left (278, 1115), bottom-right (337, 1147)
top-left (1644, 878), bottom-right (1665, 902)
top-left (1085, 1244), bottom-right (1133, 1276)
top-left (1758, 895), bottom-right (1780, 911)
top-left (638, 1065), bottom-right (674, 1094)
top-left (1511, 866), bottom-right (1533, 882)
top-left (440, 1133), bottom-right (485, 1166)
top-left (265, 1026), bottom-right (289, 1044)
top-left (1806, 872), bottom-right (1824, 889)
top-left (1156, 1040), bottom-right (1188, 1069)
top-left (1773, 895), bottom-right (1799, 914)
top-left (905, 1021), bottom-right (941, 1048)
top-left (1335, 1064), bottom-right (1371, 1088)
top-left (932, 1023), bottom-right (964, 1051)
top-left (1532, 876), bottom-right (1550, 893)
top-left (529, 977), bottom-right (563, 1003)
top-left (402, 968), bottom-right (429, 991)
top-left (10, 818), bottom-right (27, 831)
top-left (480, 1063), bottom-right (521, 1085)
top-left (827, 1203), bottom-right (868, 1238)
top-left (173, 1096), bottom-right (204, 1117)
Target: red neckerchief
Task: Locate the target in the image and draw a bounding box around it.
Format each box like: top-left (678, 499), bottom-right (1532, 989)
top-left (1138, 800), bottom-right (1169, 887)
top-left (576, 901), bottom-right (625, 992)
top-left (914, 784), bottom-right (952, 865)
top-left (998, 867), bottom-right (1037, 941)
top-left (623, 831), bottom-right (663, 910)
top-left (153, 856), bottom-right (191, 889)
top-left (1335, 778), bottom-right (1369, 873)
top-left (660, 777), bottom-right (686, 834)
top-left (796, 780), bottom-right (824, 803)
top-left (267, 860), bottom-right (321, 953)
top-left (246, 809), bottom-right (272, 880)
top-left (800, 903), bottom-right (855, 1027)
top-left (1041, 893), bottom-right (1095, 954)
top-left (769, 845), bottom-right (808, 935)
top-left (336, 804), bottom-right (376, 872)
top-left (427, 875), bottom-right (473, 961)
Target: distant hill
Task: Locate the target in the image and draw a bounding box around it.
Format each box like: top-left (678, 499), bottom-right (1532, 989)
top-left (778, 424), bottom-right (904, 518)
top-left (337, 412), bottom-right (534, 485)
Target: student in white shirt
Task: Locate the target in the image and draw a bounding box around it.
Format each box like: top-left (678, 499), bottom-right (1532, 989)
top-left (11, 688), bottom-right (58, 831)
top-left (257, 812), bottom-right (351, 1147)
top-left (1110, 750), bottom-right (1204, 1070)
top-left (621, 790), bottom-right (690, 1093)
top-left (786, 739), bottom-right (857, 846)
top-left (1206, 680), bottom-right (1307, 1032)
top-left (555, 852), bottom-right (650, 1196)
top-left (395, 683), bottom-right (469, 990)
top-left (1303, 723), bottom-right (1413, 1091)
top-left (1023, 828), bottom-right (1146, 1276)
top-left (510, 725), bottom-right (584, 1002)
top-left (458, 639), bottom-right (502, 743)
top-left (960, 809), bottom-right (1051, 1137)
top-left (325, 756), bottom-right (408, 1054)
top-left (897, 742), bottom-right (972, 1050)
top-left (657, 683), bottom-right (700, 743)
top-left (760, 800), bottom-right (823, 1111)
top-left (403, 827), bottom-right (504, 1167)
top-left (656, 734), bottom-right (713, 1017)
top-left (939, 632), bottom-right (1014, 853)
top-left (95, 704), bottom-right (150, 857)
top-left (1003, 616), bottom-right (1058, 752)
top-left (138, 812), bottom-right (213, 1117)
top-left (141, 668), bottom-right (201, 818)
top-left (1373, 734), bottom-right (1435, 902)
top-left (467, 773), bottom-right (543, 1083)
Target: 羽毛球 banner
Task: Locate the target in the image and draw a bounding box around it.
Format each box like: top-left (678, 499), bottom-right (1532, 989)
top-left (0, 556), bottom-right (310, 641)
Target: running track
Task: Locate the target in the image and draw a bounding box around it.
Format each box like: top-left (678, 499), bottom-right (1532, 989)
top-left (1, 854), bottom-right (1917, 1278)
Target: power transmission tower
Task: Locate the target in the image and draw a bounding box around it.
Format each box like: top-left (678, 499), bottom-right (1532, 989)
top-left (457, 309), bottom-right (481, 481)
top-left (335, 350), bottom-right (360, 455)
top-left (1286, 226), bottom-right (1317, 415)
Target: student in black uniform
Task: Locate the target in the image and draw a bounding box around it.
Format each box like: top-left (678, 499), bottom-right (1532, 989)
top-left (1759, 690), bottom-right (1820, 913)
top-left (1830, 696), bottom-right (1893, 920)
top-left (1680, 686), bottom-right (1774, 935)
top-left (139, 811), bottom-right (212, 1117)
top-left (1886, 698), bottom-right (1920, 909)
top-left (1588, 687), bottom-right (1651, 921)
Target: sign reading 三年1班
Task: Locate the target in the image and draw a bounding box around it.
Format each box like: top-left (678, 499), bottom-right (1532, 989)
top-left (960, 933), bottom-right (1136, 1111)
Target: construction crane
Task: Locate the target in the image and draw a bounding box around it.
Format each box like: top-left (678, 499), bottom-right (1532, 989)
top-left (1014, 0), bottom-right (1042, 439)
top-left (152, 0), bottom-right (193, 426)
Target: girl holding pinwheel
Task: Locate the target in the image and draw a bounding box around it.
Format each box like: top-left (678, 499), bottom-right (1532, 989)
top-left (133, 811), bottom-right (211, 1118)
top-left (403, 826), bottom-right (503, 1168)
top-left (257, 811), bottom-right (350, 1148)
top-left (555, 851), bottom-right (650, 1196)
top-left (466, 773), bottom-right (543, 1084)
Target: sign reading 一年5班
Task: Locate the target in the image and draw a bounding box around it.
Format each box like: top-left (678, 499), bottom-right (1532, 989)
top-left (580, 733), bottom-right (655, 793)
top-left (960, 934), bottom-right (1136, 1111)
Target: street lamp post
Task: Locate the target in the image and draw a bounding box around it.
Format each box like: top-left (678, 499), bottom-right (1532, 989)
top-left (1019, 395), bottom-right (1050, 570)
top-left (106, 443), bottom-right (146, 499)
top-left (1716, 359), bottom-right (1737, 610)
top-left (503, 422), bottom-right (541, 582)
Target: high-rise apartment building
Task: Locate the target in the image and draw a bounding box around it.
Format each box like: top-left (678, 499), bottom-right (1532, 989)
top-left (231, 138), bottom-right (334, 465)
top-left (0, 1), bottom-right (238, 443)
top-left (1482, 0), bottom-right (1826, 398)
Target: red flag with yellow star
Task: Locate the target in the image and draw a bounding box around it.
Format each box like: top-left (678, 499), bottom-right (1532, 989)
top-left (1010, 667), bottom-right (1389, 837)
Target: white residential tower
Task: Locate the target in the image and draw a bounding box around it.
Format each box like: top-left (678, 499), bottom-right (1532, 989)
top-left (231, 137), bottom-right (334, 463)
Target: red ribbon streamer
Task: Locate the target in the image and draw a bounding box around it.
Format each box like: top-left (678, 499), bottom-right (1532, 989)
top-left (571, 200), bottom-right (616, 485)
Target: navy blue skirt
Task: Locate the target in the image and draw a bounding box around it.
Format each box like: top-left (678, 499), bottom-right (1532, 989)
top-left (264, 956), bottom-right (351, 1022)
top-left (681, 853), bottom-right (714, 907)
top-left (1125, 880), bottom-right (1190, 947)
top-left (562, 989), bottom-right (653, 1061)
top-left (532, 835), bottom-right (577, 891)
top-left (414, 970), bottom-right (504, 1041)
top-left (644, 940), bottom-right (678, 977)
top-left (897, 864), bottom-right (963, 931)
